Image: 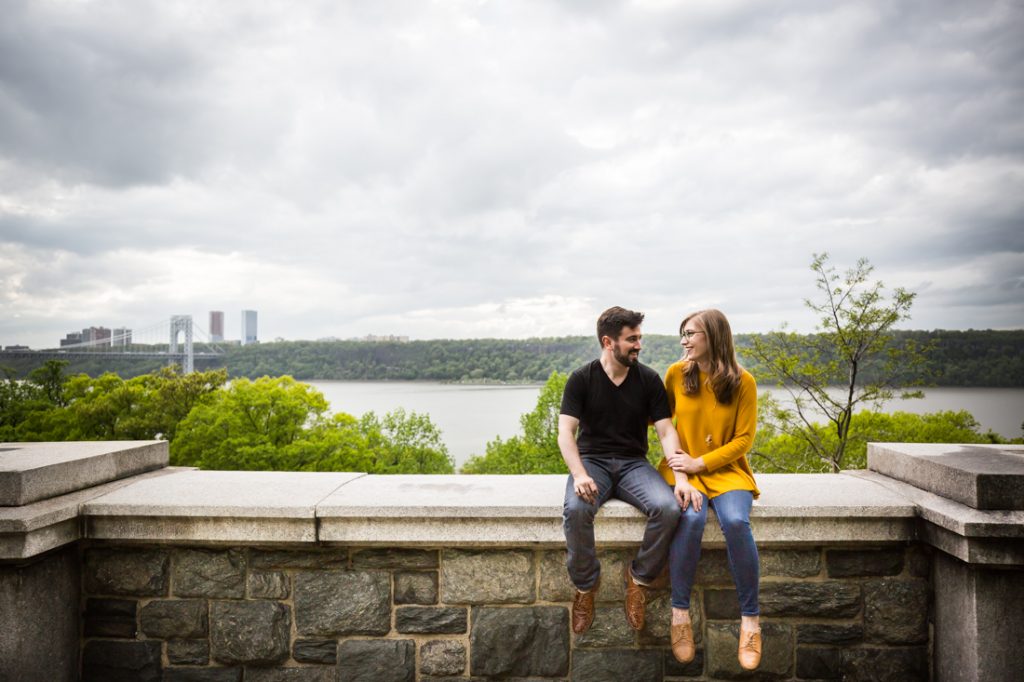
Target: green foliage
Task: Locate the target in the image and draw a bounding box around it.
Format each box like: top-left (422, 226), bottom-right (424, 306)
top-left (751, 408), bottom-right (1020, 473)
top-left (170, 376), bottom-right (454, 473)
top-left (749, 253), bottom-right (930, 472)
top-left (1, 364), bottom-right (227, 442)
top-left (461, 372), bottom-right (570, 474)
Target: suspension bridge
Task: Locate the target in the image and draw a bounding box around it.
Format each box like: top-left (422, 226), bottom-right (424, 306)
top-left (0, 316), bottom-right (226, 373)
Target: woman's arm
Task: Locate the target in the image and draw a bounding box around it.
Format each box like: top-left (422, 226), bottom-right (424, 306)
top-left (699, 372), bottom-right (757, 472)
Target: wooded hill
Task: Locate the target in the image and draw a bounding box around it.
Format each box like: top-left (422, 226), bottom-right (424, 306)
top-left (7, 330), bottom-right (1020, 387)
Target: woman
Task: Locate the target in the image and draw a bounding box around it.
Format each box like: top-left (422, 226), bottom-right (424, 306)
top-left (659, 309), bottom-right (761, 670)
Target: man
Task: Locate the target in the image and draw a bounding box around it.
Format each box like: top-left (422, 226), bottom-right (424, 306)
top-left (560, 306), bottom-right (692, 634)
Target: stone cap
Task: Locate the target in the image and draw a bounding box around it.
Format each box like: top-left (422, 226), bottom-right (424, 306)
top-left (0, 441), bottom-right (168, 507)
top-left (316, 472), bottom-right (915, 547)
top-left (848, 469), bottom-right (1024, 566)
top-left (868, 443), bottom-right (1024, 510)
top-left (0, 467), bottom-right (184, 561)
top-left (82, 470), bottom-right (365, 545)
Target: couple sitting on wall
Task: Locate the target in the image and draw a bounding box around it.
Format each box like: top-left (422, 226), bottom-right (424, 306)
top-left (560, 306), bottom-right (761, 670)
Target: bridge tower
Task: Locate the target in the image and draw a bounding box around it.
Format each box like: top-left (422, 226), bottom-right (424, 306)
top-left (169, 315), bottom-right (194, 373)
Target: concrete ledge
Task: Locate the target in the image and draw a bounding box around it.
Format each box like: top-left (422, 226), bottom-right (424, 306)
top-left (0, 441), bottom-right (168, 507)
top-left (82, 470), bottom-right (365, 544)
top-left (317, 472), bottom-right (915, 547)
top-left (868, 442), bottom-right (1024, 510)
top-left (0, 467), bottom-right (183, 561)
top-left (847, 469), bottom-right (1024, 566)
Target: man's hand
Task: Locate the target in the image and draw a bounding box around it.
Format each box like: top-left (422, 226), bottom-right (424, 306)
top-left (573, 472), bottom-right (599, 504)
top-left (674, 479), bottom-right (703, 512)
top-left (668, 450), bottom-right (707, 475)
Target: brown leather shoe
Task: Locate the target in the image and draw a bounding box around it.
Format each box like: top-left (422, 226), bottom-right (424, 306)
top-left (623, 565), bottom-right (647, 630)
top-left (671, 621), bottom-right (695, 663)
top-left (738, 627), bottom-right (762, 670)
top-left (571, 578), bottom-right (599, 634)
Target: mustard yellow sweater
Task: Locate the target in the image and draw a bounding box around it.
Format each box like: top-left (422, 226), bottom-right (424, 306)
top-left (658, 360), bottom-right (760, 499)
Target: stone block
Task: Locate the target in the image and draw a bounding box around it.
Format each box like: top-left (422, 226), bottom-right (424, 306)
top-left (394, 570), bottom-right (437, 604)
top-left (706, 622), bottom-right (793, 679)
top-left (294, 570), bottom-right (391, 636)
top-left (537, 548), bottom-right (631, 602)
top-left (694, 549), bottom-right (733, 583)
top-left (210, 600), bottom-right (290, 665)
top-left (173, 548), bottom-right (246, 598)
top-left (759, 581), bottom-right (861, 618)
top-left (469, 606), bottom-right (569, 677)
top-left (797, 646), bottom-right (841, 679)
top-left (248, 570), bottom-right (289, 599)
top-left (167, 639), bottom-right (208, 665)
top-left (839, 646), bottom-right (928, 681)
top-left (139, 598), bottom-right (207, 639)
top-left (420, 639), bottom-right (466, 676)
top-left (351, 548), bottom-right (438, 569)
top-left (82, 639), bottom-right (162, 682)
top-left (863, 578), bottom-right (929, 644)
top-left (573, 606), bottom-right (635, 648)
top-left (84, 598), bottom-right (137, 638)
top-left (663, 647), bottom-right (704, 677)
top-left (245, 669), bottom-right (336, 682)
top-left (293, 639), bottom-right (337, 664)
top-left (249, 548), bottom-right (348, 569)
top-left (796, 623), bottom-right (863, 644)
top-left (337, 639), bottom-right (415, 682)
top-left (826, 548), bottom-right (904, 577)
top-left (570, 650), bottom-right (661, 681)
top-left (442, 550), bottom-right (534, 604)
top-left (163, 670), bottom-right (242, 682)
top-left (638, 590), bottom-right (702, 646)
top-left (704, 588), bottom-right (740, 619)
top-left (538, 549), bottom-right (574, 601)
top-left (84, 547), bottom-right (169, 596)
top-left (395, 606), bottom-right (467, 634)
top-left (760, 549), bottom-right (822, 577)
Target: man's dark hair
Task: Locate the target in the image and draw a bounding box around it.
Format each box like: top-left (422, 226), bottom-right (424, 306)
top-left (596, 306), bottom-right (645, 345)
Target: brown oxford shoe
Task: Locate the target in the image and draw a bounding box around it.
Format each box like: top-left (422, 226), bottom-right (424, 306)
top-left (571, 577), bottom-right (599, 634)
top-left (623, 565), bottom-right (647, 630)
top-left (671, 621), bottom-right (695, 663)
top-left (738, 627), bottom-right (762, 670)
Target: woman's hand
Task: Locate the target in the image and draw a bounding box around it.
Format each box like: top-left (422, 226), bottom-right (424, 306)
top-left (674, 480), bottom-right (703, 512)
top-left (668, 449), bottom-right (707, 475)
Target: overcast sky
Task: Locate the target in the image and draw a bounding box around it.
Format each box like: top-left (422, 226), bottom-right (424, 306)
top-left (2, 0), bottom-right (1022, 348)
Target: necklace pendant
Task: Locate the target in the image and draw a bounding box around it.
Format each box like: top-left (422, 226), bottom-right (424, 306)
top-left (705, 434), bottom-right (713, 446)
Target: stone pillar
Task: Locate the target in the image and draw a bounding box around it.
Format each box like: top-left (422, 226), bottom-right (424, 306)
top-left (866, 443), bottom-right (1024, 682)
top-left (0, 441), bottom-right (169, 682)
top-left (0, 546), bottom-right (80, 682)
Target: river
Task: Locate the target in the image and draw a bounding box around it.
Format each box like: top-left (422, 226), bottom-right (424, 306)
top-left (307, 381), bottom-right (1024, 468)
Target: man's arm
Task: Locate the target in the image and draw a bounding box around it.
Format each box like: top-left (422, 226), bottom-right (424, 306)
top-left (558, 414), bottom-right (597, 504)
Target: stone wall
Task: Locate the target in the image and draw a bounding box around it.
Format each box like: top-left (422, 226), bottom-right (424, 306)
top-left (79, 542), bottom-right (932, 681)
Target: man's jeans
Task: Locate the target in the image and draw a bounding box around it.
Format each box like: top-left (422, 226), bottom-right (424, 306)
top-left (669, 489), bottom-right (760, 615)
top-left (562, 456), bottom-right (681, 591)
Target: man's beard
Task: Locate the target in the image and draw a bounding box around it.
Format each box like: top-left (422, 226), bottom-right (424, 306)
top-left (613, 346), bottom-right (639, 367)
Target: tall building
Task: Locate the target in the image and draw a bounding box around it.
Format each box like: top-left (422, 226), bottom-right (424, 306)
top-left (82, 327), bottom-right (112, 347)
top-left (112, 328), bottom-right (132, 347)
top-left (209, 311), bottom-right (224, 342)
top-left (241, 310), bottom-right (258, 345)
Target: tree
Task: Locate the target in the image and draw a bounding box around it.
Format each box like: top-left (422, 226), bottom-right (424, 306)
top-left (461, 372), bottom-right (569, 474)
top-left (748, 253), bottom-right (930, 472)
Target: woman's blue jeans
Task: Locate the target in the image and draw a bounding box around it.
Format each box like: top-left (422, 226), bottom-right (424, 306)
top-left (669, 489), bottom-right (759, 616)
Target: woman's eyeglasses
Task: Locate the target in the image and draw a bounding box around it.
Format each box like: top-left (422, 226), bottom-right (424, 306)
top-left (680, 330), bottom-right (705, 341)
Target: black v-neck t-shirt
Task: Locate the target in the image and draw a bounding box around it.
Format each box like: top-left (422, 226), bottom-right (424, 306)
top-left (560, 359), bottom-right (671, 459)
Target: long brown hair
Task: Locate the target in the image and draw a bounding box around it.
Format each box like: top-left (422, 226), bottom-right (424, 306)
top-left (681, 309), bottom-right (743, 404)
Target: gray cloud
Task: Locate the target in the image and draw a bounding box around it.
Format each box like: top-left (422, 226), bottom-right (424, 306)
top-left (1, 0), bottom-right (1022, 348)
